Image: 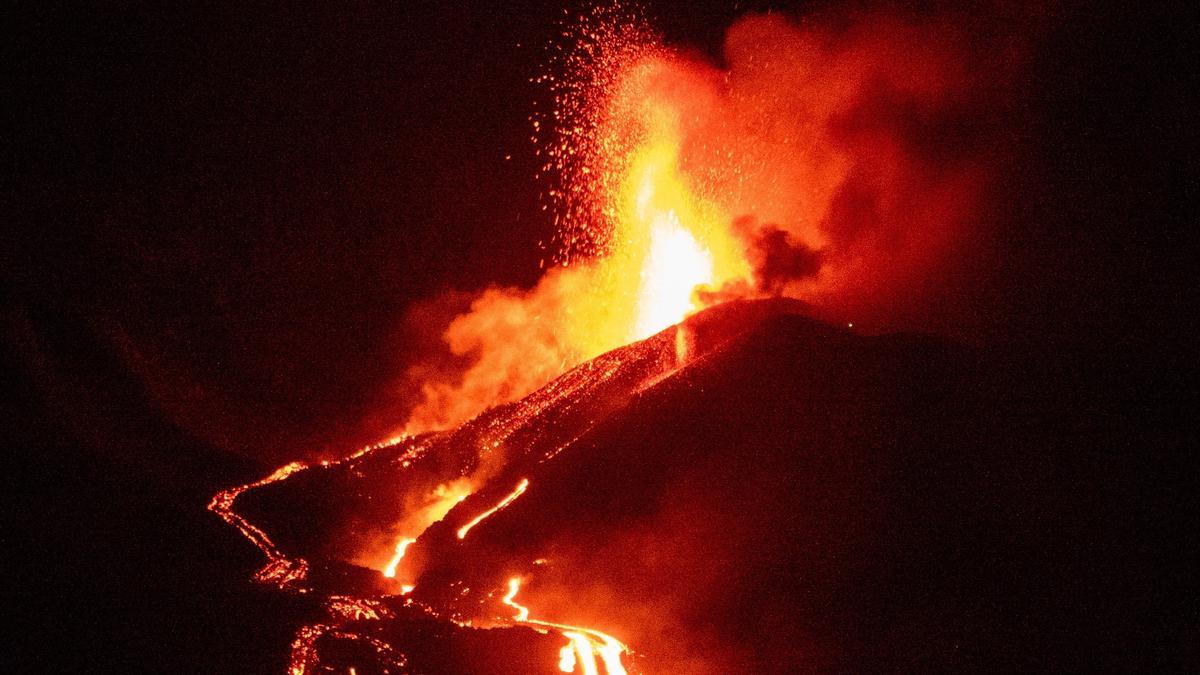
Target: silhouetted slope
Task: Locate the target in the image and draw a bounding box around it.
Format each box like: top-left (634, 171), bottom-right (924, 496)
top-left (228, 299), bottom-right (1184, 672)
top-left (414, 305), bottom-right (1001, 673)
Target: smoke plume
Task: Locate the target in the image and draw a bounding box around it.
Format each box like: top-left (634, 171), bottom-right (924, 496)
top-left (389, 6), bottom-right (1026, 437)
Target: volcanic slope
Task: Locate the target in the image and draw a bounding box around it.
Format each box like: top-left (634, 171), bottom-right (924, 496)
top-left (406, 302), bottom-right (1007, 674)
top-left (232, 299), bottom-right (1064, 673)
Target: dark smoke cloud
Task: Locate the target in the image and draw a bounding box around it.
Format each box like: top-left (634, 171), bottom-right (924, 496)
top-left (732, 216), bottom-right (824, 295)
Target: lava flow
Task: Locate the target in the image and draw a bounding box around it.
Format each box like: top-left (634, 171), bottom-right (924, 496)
top-left (209, 3), bottom-right (1015, 672)
top-left (503, 577), bottom-right (629, 675)
top-left (457, 478), bottom-right (529, 540)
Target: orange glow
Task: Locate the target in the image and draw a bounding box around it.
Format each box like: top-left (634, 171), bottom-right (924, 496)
top-left (381, 537), bottom-right (415, 579)
top-left (396, 17), bottom-right (757, 439)
top-left (563, 632), bottom-right (600, 675)
top-left (633, 218), bottom-right (712, 339)
top-left (501, 576), bottom-right (629, 675)
top-left (396, 5), bottom-right (994, 442)
top-left (558, 643), bottom-right (578, 672)
top-left (367, 478), bottom-right (472, 578)
top-left (502, 576), bottom-right (530, 621)
top-left (457, 478), bottom-right (529, 540)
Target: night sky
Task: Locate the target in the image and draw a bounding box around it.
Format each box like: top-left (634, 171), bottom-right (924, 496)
top-left (3, 0), bottom-right (1193, 671)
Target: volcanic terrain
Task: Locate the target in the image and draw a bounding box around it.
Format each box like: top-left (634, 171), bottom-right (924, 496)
top-left (219, 299), bottom-right (1073, 673)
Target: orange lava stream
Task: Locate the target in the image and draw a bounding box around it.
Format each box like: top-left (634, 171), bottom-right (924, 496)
top-left (457, 478), bottom-right (530, 540)
top-left (210, 377), bottom-right (641, 673)
top-left (502, 576), bottom-right (531, 622)
top-left (503, 577), bottom-right (629, 675)
top-left (207, 436), bottom-right (420, 590)
top-left (381, 537), bottom-right (415, 579)
top-left (207, 461), bottom-right (310, 588)
top-left (375, 479), bottom-right (472, 590)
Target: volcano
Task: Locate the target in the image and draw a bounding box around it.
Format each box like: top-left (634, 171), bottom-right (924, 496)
top-left (6, 1), bottom-right (1192, 672)
top-left (213, 299), bottom-right (1063, 673)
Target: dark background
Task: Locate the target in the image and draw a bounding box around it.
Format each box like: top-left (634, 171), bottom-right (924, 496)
top-left (3, 0), bottom-right (1193, 671)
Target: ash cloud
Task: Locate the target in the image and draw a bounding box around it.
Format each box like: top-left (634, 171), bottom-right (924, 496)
top-left (732, 216), bottom-right (823, 295)
top-left (688, 8), bottom-right (1024, 325)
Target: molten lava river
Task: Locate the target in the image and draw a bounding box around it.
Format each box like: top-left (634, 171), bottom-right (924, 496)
top-left (210, 3), bottom-right (1003, 672)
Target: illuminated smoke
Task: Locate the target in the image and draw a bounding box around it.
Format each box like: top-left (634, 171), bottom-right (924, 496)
top-left (389, 6), bottom-right (1017, 439)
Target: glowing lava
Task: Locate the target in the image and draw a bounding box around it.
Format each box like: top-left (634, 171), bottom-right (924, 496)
top-left (208, 461), bottom-right (311, 589)
top-left (457, 478), bottom-right (530, 540)
top-left (376, 479), bottom-right (472, 584)
top-left (630, 184), bottom-right (715, 338)
top-left (208, 438), bottom-right (429, 592)
top-left (381, 537), bottom-right (414, 579)
top-left (502, 576), bottom-right (530, 622)
top-left (502, 576), bottom-right (629, 675)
